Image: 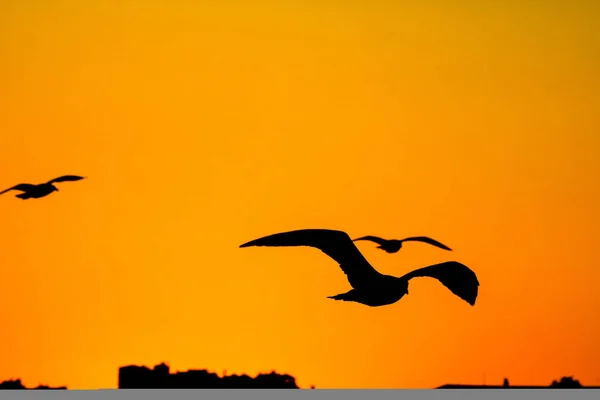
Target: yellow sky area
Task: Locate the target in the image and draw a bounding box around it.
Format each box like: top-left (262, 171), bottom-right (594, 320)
top-left (0, 0), bottom-right (599, 390)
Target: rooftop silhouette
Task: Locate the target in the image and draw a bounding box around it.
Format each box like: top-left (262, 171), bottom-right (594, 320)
top-left (118, 362), bottom-right (300, 389)
top-left (240, 228), bottom-right (479, 307)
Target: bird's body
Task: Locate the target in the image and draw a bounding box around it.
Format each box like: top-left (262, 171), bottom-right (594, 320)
top-left (240, 229), bottom-right (478, 308)
top-left (0, 175), bottom-right (85, 200)
top-left (12, 184), bottom-right (57, 199)
top-left (327, 279), bottom-right (408, 307)
top-left (353, 235), bottom-right (452, 253)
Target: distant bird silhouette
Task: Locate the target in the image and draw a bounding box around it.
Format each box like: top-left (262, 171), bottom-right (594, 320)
top-left (240, 229), bottom-right (478, 307)
top-left (353, 235), bottom-right (452, 253)
top-left (0, 175), bottom-right (85, 200)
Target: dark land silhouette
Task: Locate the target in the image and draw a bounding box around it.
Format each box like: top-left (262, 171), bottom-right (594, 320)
top-left (0, 379), bottom-right (66, 390)
top-left (240, 229), bottom-right (479, 307)
top-left (2, 368), bottom-right (599, 390)
top-left (0, 175), bottom-right (85, 200)
top-left (119, 363), bottom-right (299, 389)
top-left (352, 235), bottom-right (452, 253)
top-left (438, 376), bottom-right (600, 389)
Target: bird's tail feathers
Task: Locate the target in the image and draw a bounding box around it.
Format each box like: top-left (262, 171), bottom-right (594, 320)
top-left (327, 294), bottom-right (349, 301)
top-left (327, 290), bottom-right (355, 302)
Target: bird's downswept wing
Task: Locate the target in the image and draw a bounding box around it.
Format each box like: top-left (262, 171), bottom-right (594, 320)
top-left (0, 183), bottom-right (36, 195)
top-left (240, 229), bottom-right (382, 289)
top-left (400, 236), bottom-right (452, 251)
top-left (352, 235), bottom-right (388, 245)
top-left (399, 261), bottom-right (479, 306)
top-left (46, 175), bottom-right (85, 184)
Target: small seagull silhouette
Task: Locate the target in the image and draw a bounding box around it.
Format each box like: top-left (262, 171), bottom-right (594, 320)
top-left (240, 229), bottom-right (478, 307)
top-left (0, 175), bottom-right (86, 200)
top-left (352, 235), bottom-right (452, 253)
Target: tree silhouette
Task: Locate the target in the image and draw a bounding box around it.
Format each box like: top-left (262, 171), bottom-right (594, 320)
top-left (550, 376), bottom-right (583, 388)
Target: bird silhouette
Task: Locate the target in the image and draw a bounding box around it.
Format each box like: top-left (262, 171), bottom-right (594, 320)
top-left (0, 175), bottom-right (85, 200)
top-left (352, 235), bottom-right (452, 253)
top-left (240, 229), bottom-right (478, 307)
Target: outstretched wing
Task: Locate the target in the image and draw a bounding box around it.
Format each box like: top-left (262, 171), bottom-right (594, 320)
top-left (0, 183), bottom-right (36, 195)
top-left (400, 261), bottom-right (479, 306)
top-left (352, 235), bottom-right (388, 245)
top-left (240, 229), bottom-right (382, 289)
top-left (46, 175), bottom-right (85, 184)
top-left (400, 236), bottom-right (452, 251)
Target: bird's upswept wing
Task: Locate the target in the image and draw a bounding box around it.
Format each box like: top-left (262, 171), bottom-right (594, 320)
top-left (0, 183), bottom-right (36, 195)
top-left (400, 261), bottom-right (479, 306)
top-left (46, 175), bottom-right (85, 185)
top-left (352, 235), bottom-right (388, 245)
top-left (240, 229), bottom-right (382, 289)
top-left (400, 236), bottom-right (452, 251)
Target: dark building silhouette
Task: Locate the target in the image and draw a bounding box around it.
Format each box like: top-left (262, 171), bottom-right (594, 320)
top-left (0, 379), bottom-right (66, 390)
top-left (438, 376), bottom-right (599, 389)
top-left (118, 362), bottom-right (300, 389)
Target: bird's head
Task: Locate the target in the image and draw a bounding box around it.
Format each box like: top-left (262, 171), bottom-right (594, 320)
top-left (52, 186), bottom-right (59, 192)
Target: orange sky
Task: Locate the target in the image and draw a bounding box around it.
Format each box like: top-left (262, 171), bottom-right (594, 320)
top-left (1, 0), bottom-right (599, 390)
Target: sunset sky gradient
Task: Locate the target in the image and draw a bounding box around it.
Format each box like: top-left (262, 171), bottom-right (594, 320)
top-left (1, 0), bottom-right (599, 390)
